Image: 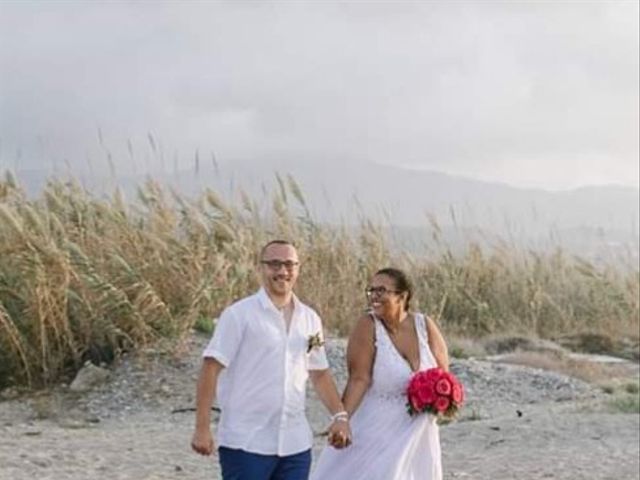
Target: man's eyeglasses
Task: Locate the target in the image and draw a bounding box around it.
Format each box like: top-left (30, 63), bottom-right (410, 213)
top-left (261, 259), bottom-right (300, 270)
top-left (365, 286), bottom-right (401, 297)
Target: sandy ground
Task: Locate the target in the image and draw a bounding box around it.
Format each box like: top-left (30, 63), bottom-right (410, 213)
top-left (1, 335), bottom-right (638, 480)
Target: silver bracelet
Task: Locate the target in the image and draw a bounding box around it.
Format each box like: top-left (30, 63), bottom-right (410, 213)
top-left (331, 411), bottom-right (349, 422)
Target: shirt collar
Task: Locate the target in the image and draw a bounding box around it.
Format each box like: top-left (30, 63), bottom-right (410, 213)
top-left (257, 287), bottom-right (300, 314)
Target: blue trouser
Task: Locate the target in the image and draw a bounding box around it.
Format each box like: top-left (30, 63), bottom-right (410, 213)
top-left (218, 447), bottom-right (312, 480)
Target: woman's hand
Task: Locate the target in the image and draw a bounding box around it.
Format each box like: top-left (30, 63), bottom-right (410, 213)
top-left (327, 419), bottom-right (352, 449)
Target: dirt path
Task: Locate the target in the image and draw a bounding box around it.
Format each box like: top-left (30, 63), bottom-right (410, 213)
top-left (442, 408), bottom-right (639, 479)
top-left (1, 335), bottom-right (638, 479)
top-left (2, 406), bottom-right (637, 480)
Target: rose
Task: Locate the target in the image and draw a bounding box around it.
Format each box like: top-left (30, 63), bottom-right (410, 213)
top-left (434, 395), bottom-right (451, 413)
top-left (435, 377), bottom-right (452, 396)
top-left (425, 368), bottom-right (442, 382)
top-left (418, 384), bottom-right (436, 405)
top-left (408, 387), bottom-right (426, 411)
top-left (409, 392), bottom-right (423, 411)
top-left (411, 371), bottom-right (429, 387)
top-left (452, 383), bottom-right (464, 404)
top-left (408, 372), bottom-right (429, 392)
top-left (406, 367), bottom-right (465, 418)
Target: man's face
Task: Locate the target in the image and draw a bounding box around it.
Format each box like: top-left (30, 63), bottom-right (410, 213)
top-left (260, 243), bottom-right (300, 297)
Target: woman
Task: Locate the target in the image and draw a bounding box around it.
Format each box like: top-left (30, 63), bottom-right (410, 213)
top-left (311, 268), bottom-right (449, 480)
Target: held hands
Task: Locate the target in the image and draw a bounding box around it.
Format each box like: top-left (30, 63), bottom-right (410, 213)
top-left (191, 427), bottom-right (216, 456)
top-left (327, 412), bottom-right (352, 449)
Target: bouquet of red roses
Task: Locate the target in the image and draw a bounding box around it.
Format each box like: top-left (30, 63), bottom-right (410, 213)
top-left (406, 367), bottom-right (464, 418)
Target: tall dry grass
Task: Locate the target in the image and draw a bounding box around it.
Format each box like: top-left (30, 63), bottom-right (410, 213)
top-left (0, 171), bottom-right (638, 388)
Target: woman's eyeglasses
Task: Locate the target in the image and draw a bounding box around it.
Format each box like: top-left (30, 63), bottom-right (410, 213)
top-left (365, 286), bottom-right (401, 297)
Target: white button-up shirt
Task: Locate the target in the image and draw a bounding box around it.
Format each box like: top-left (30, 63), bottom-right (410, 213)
top-left (202, 288), bottom-right (329, 456)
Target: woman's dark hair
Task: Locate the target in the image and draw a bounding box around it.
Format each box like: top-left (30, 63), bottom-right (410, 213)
top-left (375, 267), bottom-right (413, 312)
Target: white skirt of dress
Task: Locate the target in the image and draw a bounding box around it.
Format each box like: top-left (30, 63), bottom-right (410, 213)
top-left (311, 393), bottom-right (442, 480)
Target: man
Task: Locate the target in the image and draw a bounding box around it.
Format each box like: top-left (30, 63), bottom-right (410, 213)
top-left (191, 240), bottom-right (351, 480)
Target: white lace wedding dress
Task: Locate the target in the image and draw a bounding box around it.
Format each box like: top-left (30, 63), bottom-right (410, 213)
top-left (311, 313), bottom-right (442, 480)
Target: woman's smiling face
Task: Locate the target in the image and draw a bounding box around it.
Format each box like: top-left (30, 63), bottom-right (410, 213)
top-left (366, 273), bottom-right (407, 319)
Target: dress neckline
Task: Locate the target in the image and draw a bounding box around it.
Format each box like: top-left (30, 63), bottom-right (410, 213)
top-left (376, 313), bottom-right (422, 373)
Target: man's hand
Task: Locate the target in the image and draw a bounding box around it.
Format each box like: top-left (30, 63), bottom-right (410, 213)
top-left (192, 358), bottom-right (224, 456)
top-left (309, 368), bottom-right (353, 449)
top-left (191, 427), bottom-right (215, 456)
top-left (327, 419), bottom-right (352, 449)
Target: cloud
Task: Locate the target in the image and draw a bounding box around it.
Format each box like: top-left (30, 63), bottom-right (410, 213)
top-left (0, 1), bottom-right (637, 189)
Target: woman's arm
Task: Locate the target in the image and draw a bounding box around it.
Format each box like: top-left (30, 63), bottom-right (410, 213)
top-left (426, 316), bottom-right (450, 371)
top-left (341, 315), bottom-right (376, 417)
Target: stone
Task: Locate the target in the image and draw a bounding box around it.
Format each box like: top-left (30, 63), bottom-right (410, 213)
top-left (69, 362), bottom-right (111, 392)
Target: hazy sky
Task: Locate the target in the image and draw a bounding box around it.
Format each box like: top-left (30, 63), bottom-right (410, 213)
top-left (1, 1), bottom-right (638, 190)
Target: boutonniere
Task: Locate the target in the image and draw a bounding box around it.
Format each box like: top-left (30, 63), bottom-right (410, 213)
top-left (307, 331), bottom-right (325, 353)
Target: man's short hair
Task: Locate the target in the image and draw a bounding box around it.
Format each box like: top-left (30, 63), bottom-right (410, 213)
top-left (260, 240), bottom-right (296, 259)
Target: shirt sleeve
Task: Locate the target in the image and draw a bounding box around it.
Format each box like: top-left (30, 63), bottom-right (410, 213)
top-left (202, 307), bottom-right (243, 367)
top-left (307, 310), bottom-right (330, 371)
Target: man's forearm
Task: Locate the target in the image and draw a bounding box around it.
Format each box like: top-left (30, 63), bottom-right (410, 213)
top-left (195, 359), bottom-right (222, 429)
top-left (310, 369), bottom-right (345, 414)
